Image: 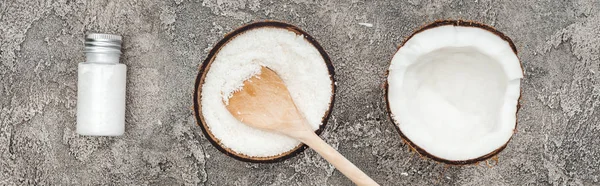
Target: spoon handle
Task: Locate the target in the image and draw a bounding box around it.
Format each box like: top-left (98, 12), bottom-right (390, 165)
top-left (298, 132), bottom-right (379, 186)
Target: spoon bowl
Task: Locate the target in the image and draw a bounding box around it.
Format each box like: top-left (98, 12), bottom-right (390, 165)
top-left (226, 67), bottom-right (379, 186)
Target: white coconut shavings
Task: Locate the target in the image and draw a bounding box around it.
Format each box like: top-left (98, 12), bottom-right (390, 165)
top-left (221, 65), bottom-right (262, 105)
top-left (201, 27), bottom-right (333, 157)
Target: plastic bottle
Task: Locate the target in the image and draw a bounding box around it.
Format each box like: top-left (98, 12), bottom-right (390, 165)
top-left (76, 33), bottom-right (126, 136)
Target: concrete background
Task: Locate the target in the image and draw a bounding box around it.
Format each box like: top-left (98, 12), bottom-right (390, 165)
top-left (1, 0), bottom-right (599, 185)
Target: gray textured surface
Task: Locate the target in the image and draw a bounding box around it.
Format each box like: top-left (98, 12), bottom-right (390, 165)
top-left (1, 0), bottom-right (599, 185)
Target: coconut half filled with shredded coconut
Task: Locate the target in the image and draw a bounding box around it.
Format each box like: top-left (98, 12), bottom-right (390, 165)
top-left (386, 20), bottom-right (523, 164)
top-left (194, 22), bottom-right (335, 162)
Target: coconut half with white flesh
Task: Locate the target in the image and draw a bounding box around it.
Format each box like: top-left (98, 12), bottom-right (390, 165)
top-left (386, 20), bottom-right (523, 165)
top-left (194, 21), bottom-right (335, 162)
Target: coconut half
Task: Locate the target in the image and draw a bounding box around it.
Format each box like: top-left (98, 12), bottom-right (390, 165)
top-left (386, 20), bottom-right (523, 164)
top-left (194, 21), bottom-right (335, 162)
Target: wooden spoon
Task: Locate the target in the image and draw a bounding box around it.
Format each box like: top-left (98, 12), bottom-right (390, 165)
top-left (226, 67), bottom-right (379, 186)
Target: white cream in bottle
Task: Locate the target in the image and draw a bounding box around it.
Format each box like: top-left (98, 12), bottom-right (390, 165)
top-left (76, 33), bottom-right (127, 136)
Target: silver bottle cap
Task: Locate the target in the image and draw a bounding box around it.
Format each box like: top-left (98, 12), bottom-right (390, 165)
top-left (85, 33), bottom-right (122, 63)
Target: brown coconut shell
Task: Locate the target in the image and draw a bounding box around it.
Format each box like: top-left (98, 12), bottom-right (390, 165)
top-left (193, 21), bottom-right (336, 163)
top-left (384, 20), bottom-right (523, 165)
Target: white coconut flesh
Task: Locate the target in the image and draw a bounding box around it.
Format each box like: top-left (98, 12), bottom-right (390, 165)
top-left (201, 27), bottom-right (333, 157)
top-left (387, 25), bottom-right (523, 161)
